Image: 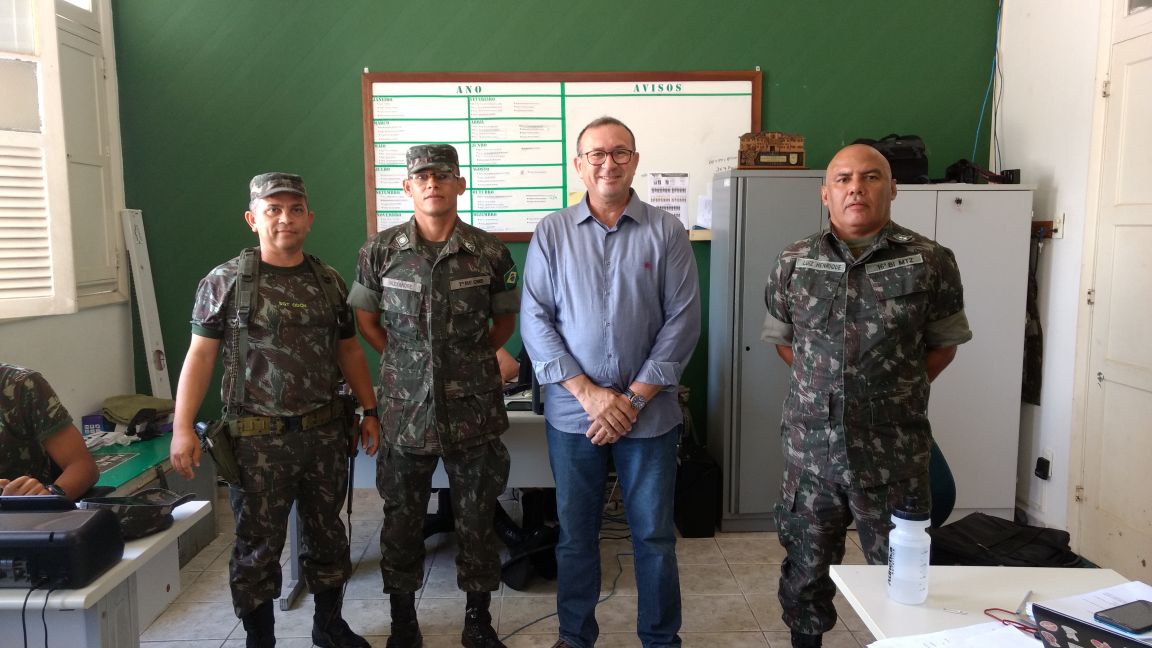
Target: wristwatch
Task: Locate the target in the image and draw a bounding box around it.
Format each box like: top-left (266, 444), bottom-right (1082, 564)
top-left (623, 389), bottom-right (648, 412)
top-left (46, 483), bottom-right (67, 498)
top-left (361, 407), bottom-right (378, 419)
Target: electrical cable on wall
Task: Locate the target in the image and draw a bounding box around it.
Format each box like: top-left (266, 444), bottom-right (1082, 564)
top-left (993, 1), bottom-right (1005, 173)
top-left (972, 0), bottom-right (1005, 166)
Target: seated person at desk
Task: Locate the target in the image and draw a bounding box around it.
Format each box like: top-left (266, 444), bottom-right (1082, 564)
top-left (0, 362), bottom-right (99, 500)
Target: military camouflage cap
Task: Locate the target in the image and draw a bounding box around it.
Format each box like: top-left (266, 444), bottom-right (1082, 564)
top-left (407, 144), bottom-right (459, 174)
top-left (249, 172), bottom-right (307, 201)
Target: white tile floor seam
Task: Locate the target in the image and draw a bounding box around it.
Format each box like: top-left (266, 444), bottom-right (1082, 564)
top-left (142, 489), bottom-right (876, 647)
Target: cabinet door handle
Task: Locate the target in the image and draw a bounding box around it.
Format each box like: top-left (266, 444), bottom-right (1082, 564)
top-left (954, 197), bottom-right (963, 205)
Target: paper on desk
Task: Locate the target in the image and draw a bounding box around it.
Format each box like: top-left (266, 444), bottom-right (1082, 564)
top-left (1031, 580), bottom-right (1152, 645)
top-left (867, 621), bottom-right (1037, 648)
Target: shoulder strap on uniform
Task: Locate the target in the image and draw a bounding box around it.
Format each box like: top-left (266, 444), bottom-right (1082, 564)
top-left (304, 253), bottom-right (351, 331)
top-left (236, 246), bottom-right (260, 328)
top-left (222, 247), bottom-right (261, 417)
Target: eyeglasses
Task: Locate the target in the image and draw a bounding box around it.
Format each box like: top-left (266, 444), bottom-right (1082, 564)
top-left (408, 172), bottom-right (459, 185)
top-left (579, 149), bottom-right (635, 166)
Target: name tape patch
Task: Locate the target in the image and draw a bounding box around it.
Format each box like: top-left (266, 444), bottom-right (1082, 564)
top-left (796, 259), bottom-right (846, 272)
top-left (450, 276), bottom-right (491, 290)
top-left (381, 277), bottom-right (422, 292)
top-left (865, 254), bottom-right (924, 274)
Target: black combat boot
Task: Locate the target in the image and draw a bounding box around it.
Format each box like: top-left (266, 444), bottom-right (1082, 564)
top-left (240, 600), bottom-right (275, 648)
top-left (312, 587), bottom-right (370, 648)
top-left (791, 630), bottom-right (823, 648)
top-left (461, 591), bottom-right (505, 648)
top-left (386, 592), bottom-right (422, 648)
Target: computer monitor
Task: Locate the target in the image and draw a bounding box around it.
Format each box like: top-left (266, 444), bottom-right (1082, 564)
top-left (515, 346), bottom-right (543, 415)
top-left (516, 346), bottom-right (533, 389)
top-left (530, 366), bottom-right (543, 415)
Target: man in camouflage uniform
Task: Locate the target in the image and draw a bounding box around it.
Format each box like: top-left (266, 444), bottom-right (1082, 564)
top-left (761, 145), bottom-right (973, 648)
top-left (170, 173), bottom-right (380, 648)
top-left (350, 144), bottom-right (518, 648)
top-left (0, 363), bottom-right (98, 500)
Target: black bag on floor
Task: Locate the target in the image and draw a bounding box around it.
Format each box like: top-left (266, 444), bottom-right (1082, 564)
top-left (928, 512), bottom-right (1082, 567)
top-left (675, 443), bottom-right (720, 538)
top-left (673, 387), bottom-right (720, 538)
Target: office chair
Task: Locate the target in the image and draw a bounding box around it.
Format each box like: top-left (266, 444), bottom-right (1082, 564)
top-left (929, 439), bottom-right (956, 528)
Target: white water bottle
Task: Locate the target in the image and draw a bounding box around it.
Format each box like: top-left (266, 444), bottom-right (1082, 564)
top-left (887, 496), bottom-right (931, 605)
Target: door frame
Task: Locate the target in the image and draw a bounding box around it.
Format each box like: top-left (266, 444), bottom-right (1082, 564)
top-left (1067, 0), bottom-right (1149, 550)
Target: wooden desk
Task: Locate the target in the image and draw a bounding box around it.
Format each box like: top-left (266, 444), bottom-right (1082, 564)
top-left (0, 501), bottom-right (211, 647)
top-left (830, 564), bottom-right (1129, 640)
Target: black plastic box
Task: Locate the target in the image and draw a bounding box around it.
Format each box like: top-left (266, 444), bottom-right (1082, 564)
top-left (0, 509), bottom-right (125, 589)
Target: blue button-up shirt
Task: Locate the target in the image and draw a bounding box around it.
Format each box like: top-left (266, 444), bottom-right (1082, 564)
top-left (520, 191), bottom-right (701, 438)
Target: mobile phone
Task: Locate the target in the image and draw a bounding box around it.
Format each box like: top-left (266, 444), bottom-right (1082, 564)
top-left (1094, 599), bottom-right (1152, 634)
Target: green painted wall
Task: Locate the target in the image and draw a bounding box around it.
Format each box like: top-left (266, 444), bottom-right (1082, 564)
top-left (112, 0), bottom-right (998, 422)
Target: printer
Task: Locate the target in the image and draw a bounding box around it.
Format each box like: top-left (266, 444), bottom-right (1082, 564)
top-left (0, 503), bottom-right (124, 589)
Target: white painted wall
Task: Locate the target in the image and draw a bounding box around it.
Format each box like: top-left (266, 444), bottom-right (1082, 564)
top-left (996, 0), bottom-right (1102, 530)
top-left (0, 303), bottom-right (134, 420)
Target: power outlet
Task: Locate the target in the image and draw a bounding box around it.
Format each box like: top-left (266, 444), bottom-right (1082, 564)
top-left (1034, 457), bottom-right (1051, 480)
top-left (1051, 213), bottom-right (1066, 239)
top-left (1034, 448), bottom-right (1054, 480)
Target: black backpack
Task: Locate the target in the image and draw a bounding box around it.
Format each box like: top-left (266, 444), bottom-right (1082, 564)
top-left (853, 134), bottom-right (930, 184)
top-left (927, 512), bottom-right (1083, 567)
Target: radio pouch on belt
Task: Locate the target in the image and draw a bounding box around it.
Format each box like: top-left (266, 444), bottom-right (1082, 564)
top-left (195, 420), bottom-right (240, 485)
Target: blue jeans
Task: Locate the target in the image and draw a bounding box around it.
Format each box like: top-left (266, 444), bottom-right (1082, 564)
top-left (547, 421), bottom-right (682, 648)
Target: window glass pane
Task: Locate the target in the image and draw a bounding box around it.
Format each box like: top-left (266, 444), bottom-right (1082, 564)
top-left (0, 59), bottom-right (40, 131)
top-left (0, 0), bottom-right (36, 55)
top-left (59, 0), bottom-right (91, 11)
top-left (1131, 0), bottom-right (1152, 16)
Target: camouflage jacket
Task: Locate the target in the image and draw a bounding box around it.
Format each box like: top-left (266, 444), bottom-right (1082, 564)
top-left (349, 217), bottom-right (520, 451)
top-left (0, 363), bottom-right (73, 484)
top-left (190, 253), bottom-right (355, 417)
top-left (763, 221), bottom-right (972, 487)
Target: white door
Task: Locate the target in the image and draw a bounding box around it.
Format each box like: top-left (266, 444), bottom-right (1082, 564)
top-left (1076, 27), bottom-right (1152, 581)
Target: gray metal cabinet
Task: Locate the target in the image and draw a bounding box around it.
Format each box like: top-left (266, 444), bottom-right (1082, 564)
top-left (707, 173), bottom-right (1032, 531)
top-left (893, 185), bottom-right (1032, 523)
top-left (707, 170), bottom-right (827, 531)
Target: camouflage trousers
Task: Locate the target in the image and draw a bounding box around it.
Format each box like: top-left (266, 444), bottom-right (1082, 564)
top-left (377, 438), bottom-right (510, 593)
top-left (227, 418), bottom-right (352, 617)
top-left (774, 462), bottom-right (929, 635)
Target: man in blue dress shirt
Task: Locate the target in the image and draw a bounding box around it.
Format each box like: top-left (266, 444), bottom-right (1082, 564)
top-left (520, 116), bottom-right (701, 648)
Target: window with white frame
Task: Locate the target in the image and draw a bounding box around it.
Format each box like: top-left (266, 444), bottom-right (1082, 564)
top-left (0, 0), bottom-right (76, 319)
top-left (0, 0), bottom-right (127, 320)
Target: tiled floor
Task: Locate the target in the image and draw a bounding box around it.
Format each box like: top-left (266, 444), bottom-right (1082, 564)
top-left (141, 489), bottom-right (876, 648)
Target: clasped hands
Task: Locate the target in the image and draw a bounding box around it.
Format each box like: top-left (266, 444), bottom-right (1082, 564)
top-left (578, 385), bottom-right (638, 446)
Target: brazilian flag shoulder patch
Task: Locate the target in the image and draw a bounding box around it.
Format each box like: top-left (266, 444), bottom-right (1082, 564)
top-left (503, 268), bottom-right (518, 290)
